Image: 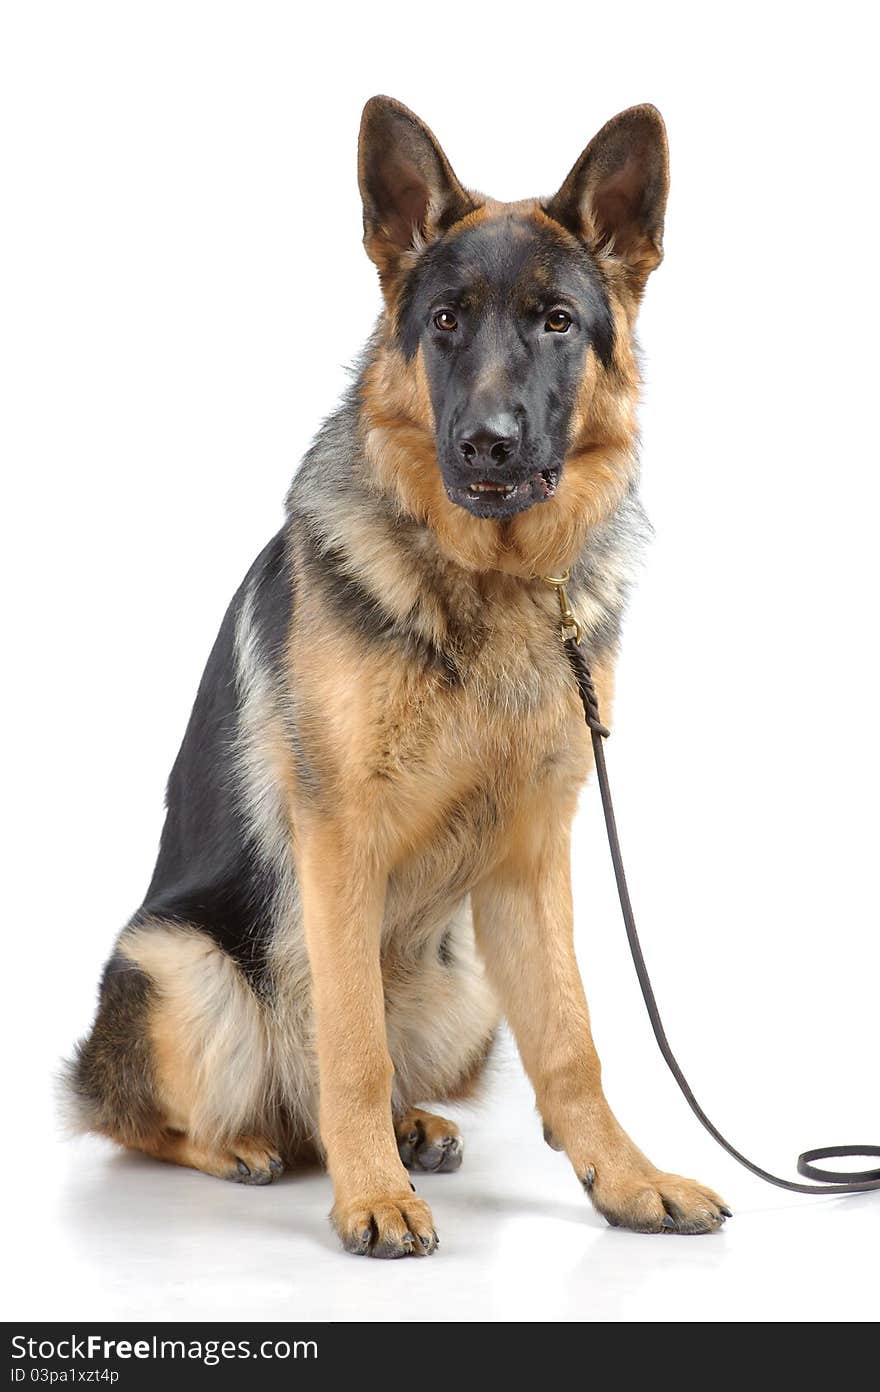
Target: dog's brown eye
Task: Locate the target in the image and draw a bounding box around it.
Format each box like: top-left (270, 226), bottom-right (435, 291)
top-left (545, 309), bottom-right (572, 333)
top-left (434, 310), bottom-right (458, 331)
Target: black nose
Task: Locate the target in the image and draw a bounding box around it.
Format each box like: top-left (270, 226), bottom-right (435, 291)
top-left (458, 413), bottom-right (520, 465)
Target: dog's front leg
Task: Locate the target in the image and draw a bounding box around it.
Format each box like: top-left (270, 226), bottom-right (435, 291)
top-left (298, 820), bottom-right (438, 1258)
top-left (471, 818), bottom-right (729, 1235)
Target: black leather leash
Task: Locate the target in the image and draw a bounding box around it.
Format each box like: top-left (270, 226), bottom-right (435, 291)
top-left (541, 571), bottom-right (880, 1196)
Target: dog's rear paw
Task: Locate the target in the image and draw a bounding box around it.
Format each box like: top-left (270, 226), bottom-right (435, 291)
top-left (396, 1108), bottom-right (463, 1173)
top-left (144, 1131), bottom-right (285, 1185)
top-left (228, 1139), bottom-right (285, 1186)
top-left (332, 1193), bottom-right (439, 1258)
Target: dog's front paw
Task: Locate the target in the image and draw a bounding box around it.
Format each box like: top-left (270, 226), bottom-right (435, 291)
top-left (584, 1164), bottom-right (731, 1235)
top-left (331, 1192), bottom-right (439, 1258)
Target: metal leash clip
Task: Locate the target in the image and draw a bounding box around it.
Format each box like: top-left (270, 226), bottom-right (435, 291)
top-left (540, 570), bottom-right (582, 644)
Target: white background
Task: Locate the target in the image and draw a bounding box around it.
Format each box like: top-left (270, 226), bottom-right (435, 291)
top-left (2, 0), bottom-right (878, 1324)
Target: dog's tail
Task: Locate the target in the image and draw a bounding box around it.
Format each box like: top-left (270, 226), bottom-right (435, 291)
top-left (59, 950), bottom-right (160, 1144)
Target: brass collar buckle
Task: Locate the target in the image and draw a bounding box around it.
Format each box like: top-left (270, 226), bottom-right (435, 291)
top-left (540, 570), bottom-right (582, 644)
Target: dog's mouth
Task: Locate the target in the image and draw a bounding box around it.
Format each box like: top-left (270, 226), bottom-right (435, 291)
top-left (445, 467), bottom-right (561, 519)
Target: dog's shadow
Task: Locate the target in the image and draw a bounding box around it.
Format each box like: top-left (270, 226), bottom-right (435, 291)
top-left (60, 1142), bottom-right (336, 1263)
top-left (417, 1171), bottom-right (603, 1230)
top-left (60, 1140), bottom-right (604, 1270)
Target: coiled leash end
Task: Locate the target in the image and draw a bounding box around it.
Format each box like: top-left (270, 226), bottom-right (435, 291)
top-left (541, 571), bottom-right (880, 1197)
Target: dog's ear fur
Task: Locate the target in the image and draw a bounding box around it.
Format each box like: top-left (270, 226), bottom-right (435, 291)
top-left (544, 105), bottom-right (669, 291)
top-left (358, 96), bottom-right (475, 281)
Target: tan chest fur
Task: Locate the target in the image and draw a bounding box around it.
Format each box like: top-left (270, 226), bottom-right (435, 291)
top-left (289, 581), bottom-right (608, 943)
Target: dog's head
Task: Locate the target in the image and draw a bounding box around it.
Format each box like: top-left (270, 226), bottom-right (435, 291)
top-left (358, 97), bottom-right (668, 570)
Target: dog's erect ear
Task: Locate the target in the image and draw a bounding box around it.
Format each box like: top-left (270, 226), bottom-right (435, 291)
top-left (358, 96), bottom-right (475, 279)
top-left (544, 105), bottom-right (669, 289)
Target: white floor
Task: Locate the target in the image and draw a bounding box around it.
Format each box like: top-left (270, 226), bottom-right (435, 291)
top-left (7, 1032), bottom-right (876, 1324)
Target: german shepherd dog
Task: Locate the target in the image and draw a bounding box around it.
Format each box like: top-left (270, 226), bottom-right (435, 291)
top-left (68, 97), bottom-right (728, 1256)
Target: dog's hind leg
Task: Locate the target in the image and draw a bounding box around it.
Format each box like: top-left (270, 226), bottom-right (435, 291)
top-left (68, 919), bottom-right (285, 1184)
top-left (395, 1108), bottom-right (463, 1173)
top-left (140, 1130), bottom-right (284, 1186)
top-left (385, 908), bottom-right (498, 1176)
